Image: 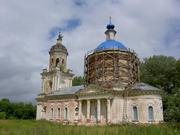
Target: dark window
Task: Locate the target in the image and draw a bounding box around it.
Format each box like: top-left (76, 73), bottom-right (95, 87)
top-left (75, 107), bottom-right (79, 111)
top-left (58, 108), bottom-right (60, 118)
top-left (43, 106), bottom-right (46, 112)
top-left (64, 108), bottom-right (68, 120)
top-left (133, 106), bottom-right (138, 121)
top-left (49, 81), bottom-right (52, 90)
top-left (148, 106), bottom-right (154, 121)
top-left (62, 59), bottom-right (64, 64)
top-left (56, 58), bottom-right (60, 67)
top-left (51, 108), bottom-right (53, 119)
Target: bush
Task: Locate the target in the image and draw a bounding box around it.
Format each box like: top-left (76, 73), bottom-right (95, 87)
top-left (0, 112), bottom-right (6, 119)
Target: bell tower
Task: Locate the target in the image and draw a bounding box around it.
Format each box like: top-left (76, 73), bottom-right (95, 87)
top-left (40, 33), bottom-right (74, 94)
top-left (49, 33), bottom-right (68, 72)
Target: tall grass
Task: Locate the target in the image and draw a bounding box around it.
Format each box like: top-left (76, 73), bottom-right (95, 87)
top-left (0, 120), bottom-right (179, 135)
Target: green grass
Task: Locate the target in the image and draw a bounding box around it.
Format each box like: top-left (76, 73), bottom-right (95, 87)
top-left (0, 120), bottom-right (179, 135)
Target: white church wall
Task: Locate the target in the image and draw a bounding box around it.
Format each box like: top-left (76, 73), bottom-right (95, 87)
top-left (127, 95), bottom-right (163, 123)
top-left (37, 99), bottom-right (78, 123)
top-left (111, 97), bottom-right (124, 124)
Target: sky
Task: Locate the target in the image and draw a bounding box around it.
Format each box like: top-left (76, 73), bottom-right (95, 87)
top-left (0, 0), bottom-right (180, 102)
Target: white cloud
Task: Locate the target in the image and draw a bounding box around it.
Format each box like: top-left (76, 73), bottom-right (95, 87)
top-left (0, 0), bottom-right (180, 102)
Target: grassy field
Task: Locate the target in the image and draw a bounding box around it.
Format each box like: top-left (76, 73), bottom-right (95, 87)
top-left (0, 120), bottom-right (179, 135)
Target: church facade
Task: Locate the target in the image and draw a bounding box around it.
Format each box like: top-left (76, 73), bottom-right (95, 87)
top-left (36, 22), bottom-right (164, 125)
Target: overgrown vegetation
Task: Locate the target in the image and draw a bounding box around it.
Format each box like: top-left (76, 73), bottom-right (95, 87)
top-left (0, 99), bottom-right (36, 119)
top-left (0, 120), bottom-right (179, 135)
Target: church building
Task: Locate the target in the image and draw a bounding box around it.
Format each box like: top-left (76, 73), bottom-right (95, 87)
top-left (36, 21), bottom-right (164, 124)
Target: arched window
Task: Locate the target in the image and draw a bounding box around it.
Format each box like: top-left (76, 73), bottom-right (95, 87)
top-left (51, 108), bottom-right (53, 119)
top-left (56, 58), bottom-right (60, 67)
top-left (42, 106), bottom-right (46, 119)
top-left (49, 81), bottom-right (52, 90)
top-left (64, 108), bottom-right (68, 120)
top-left (133, 106), bottom-right (138, 121)
top-left (58, 108), bottom-right (60, 119)
top-left (148, 106), bottom-right (154, 121)
top-left (51, 58), bottom-right (53, 64)
top-left (43, 106), bottom-right (46, 112)
top-left (62, 59), bottom-right (64, 65)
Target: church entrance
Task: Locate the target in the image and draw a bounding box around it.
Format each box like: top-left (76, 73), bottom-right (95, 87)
top-left (101, 100), bottom-right (107, 123)
top-left (78, 98), bottom-right (110, 124)
top-left (90, 100), bottom-right (98, 123)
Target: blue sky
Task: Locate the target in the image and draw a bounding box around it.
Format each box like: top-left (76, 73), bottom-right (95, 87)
top-left (0, 0), bottom-right (180, 102)
top-left (48, 18), bottom-right (81, 40)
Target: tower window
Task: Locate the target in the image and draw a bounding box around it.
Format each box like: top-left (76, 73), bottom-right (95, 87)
top-left (43, 106), bottom-right (46, 112)
top-left (56, 58), bottom-right (60, 67)
top-left (62, 59), bottom-right (64, 65)
top-left (51, 58), bottom-right (53, 64)
top-left (132, 106), bottom-right (138, 121)
top-left (49, 81), bottom-right (52, 90)
top-left (148, 106), bottom-right (154, 121)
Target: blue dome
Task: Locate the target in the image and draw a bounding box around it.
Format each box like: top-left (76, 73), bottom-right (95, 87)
top-left (95, 40), bottom-right (128, 51)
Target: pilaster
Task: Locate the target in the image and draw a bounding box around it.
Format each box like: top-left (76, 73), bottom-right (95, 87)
top-left (97, 99), bottom-right (101, 123)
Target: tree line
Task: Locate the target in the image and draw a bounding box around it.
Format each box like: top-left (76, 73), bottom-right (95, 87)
top-left (0, 99), bottom-right (36, 119)
top-left (140, 55), bottom-right (180, 122)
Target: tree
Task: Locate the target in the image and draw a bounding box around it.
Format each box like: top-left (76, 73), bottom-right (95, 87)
top-left (140, 55), bottom-right (180, 122)
top-left (0, 99), bottom-right (36, 119)
top-left (140, 55), bottom-right (177, 94)
top-left (163, 59), bottom-right (180, 122)
top-left (163, 91), bottom-right (180, 122)
top-left (72, 76), bottom-right (84, 86)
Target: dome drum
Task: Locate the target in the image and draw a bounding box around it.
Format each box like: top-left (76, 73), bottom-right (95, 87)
top-left (84, 49), bottom-right (139, 89)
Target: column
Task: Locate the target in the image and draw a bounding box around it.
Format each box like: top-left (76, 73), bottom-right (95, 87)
top-left (87, 100), bottom-right (90, 122)
top-left (52, 76), bottom-right (55, 91)
top-left (56, 76), bottom-right (58, 90)
top-left (43, 80), bottom-right (46, 93)
top-left (36, 105), bottom-right (40, 120)
top-left (41, 77), bottom-right (44, 93)
top-left (57, 75), bottom-right (60, 90)
top-left (97, 99), bottom-right (101, 123)
top-left (58, 74), bottom-right (61, 89)
top-left (78, 100), bottom-right (82, 122)
top-left (107, 99), bottom-right (111, 123)
top-left (54, 76), bottom-right (57, 91)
